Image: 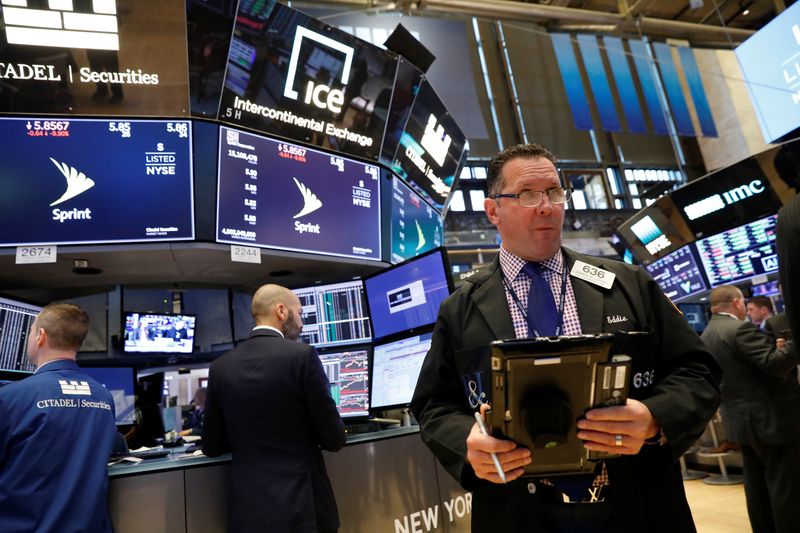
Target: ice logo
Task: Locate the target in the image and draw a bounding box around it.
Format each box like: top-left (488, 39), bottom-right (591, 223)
top-left (420, 114), bottom-right (452, 167)
top-left (49, 158), bottom-right (95, 207)
top-left (292, 177), bottom-right (322, 219)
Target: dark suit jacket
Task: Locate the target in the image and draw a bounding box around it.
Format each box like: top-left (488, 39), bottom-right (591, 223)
top-left (778, 194), bottom-right (800, 342)
top-left (764, 312), bottom-right (791, 341)
top-left (203, 329), bottom-right (346, 533)
top-left (700, 314), bottom-right (800, 444)
top-left (410, 248), bottom-right (721, 533)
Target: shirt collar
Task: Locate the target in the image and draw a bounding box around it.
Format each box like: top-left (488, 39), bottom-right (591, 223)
top-left (499, 246), bottom-right (565, 282)
top-left (252, 325), bottom-right (284, 338)
top-left (717, 312), bottom-right (740, 321)
top-left (34, 358), bottom-right (79, 374)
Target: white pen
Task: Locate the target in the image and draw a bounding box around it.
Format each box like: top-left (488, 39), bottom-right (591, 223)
top-left (473, 411), bottom-right (507, 484)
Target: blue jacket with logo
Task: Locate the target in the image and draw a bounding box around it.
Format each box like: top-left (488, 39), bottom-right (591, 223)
top-left (0, 359), bottom-right (117, 533)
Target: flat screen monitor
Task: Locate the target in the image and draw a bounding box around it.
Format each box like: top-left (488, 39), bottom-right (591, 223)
top-left (123, 313), bottom-right (196, 354)
top-left (293, 280), bottom-right (371, 348)
top-left (390, 176), bottom-right (444, 264)
top-left (0, 117), bottom-right (194, 246)
top-left (670, 158), bottom-right (782, 240)
top-left (616, 195), bottom-right (695, 264)
top-left (735, 1), bottom-right (800, 143)
top-left (0, 296), bottom-right (42, 372)
top-left (217, 1), bottom-right (398, 161)
top-left (752, 279), bottom-right (781, 297)
top-left (695, 215), bottom-right (779, 288)
top-left (363, 248), bottom-right (452, 341)
top-left (389, 79), bottom-right (467, 211)
top-left (217, 126), bottom-right (382, 261)
top-left (380, 57), bottom-right (424, 165)
top-left (80, 367), bottom-right (136, 425)
top-left (677, 303), bottom-right (708, 334)
top-left (644, 245), bottom-right (709, 302)
top-left (370, 331), bottom-right (433, 409)
top-left (318, 348), bottom-right (369, 418)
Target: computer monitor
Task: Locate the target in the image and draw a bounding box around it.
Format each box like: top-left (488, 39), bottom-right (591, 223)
top-left (370, 331), bottom-right (433, 410)
top-left (123, 313), bottom-right (196, 354)
top-left (0, 295), bottom-right (42, 372)
top-left (317, 348), bottom-right (370, 419)
top-left (0, 369), bottom-right (33, 388)
top-left (644, 245), bottom-right (708, 302)
top-left (363, 248), bottom-right (452, 341)
top-left (80, 367), bottom-right (136, 425)
top-left (293, 281), bottom-right (371, 348)
top-left (129, 371), bottom-right (167, 448)
top-left (390, 176), bottom-right (444, 264)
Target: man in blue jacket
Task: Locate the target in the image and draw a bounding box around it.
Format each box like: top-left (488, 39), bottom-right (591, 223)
top-left (0, 303), bottom-right (117, 533)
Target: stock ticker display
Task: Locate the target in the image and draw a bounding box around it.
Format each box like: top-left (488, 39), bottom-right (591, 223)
top-left (644, 245), bottom-right (708, 302)
top-left (293, 281), bottom-right (371, 348)
top-left (318, 349), bottom-right (370, 418)
top-left (0, 118), bottom-right (194, 246)
top-left (390, 176), bottom-right (443, 264)
top-left (0, 296), bottom-right (41, 372)
top-left (695, 215), bottom-right (779, 288)
top-left (216, 126), bottom-right (381, 260)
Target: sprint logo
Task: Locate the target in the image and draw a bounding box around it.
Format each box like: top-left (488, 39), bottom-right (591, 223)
top-left (59, 379), bottom-right (91, 395)
top-left (415, 220), bottom-right (426, 251)
top-left (293, 177), bottom-right (321, 235)
top-left (50, 157), bottom-right (95, 206)
top-left (2, 0), bottom-right (120, 51)
top-left (420, 114), bottom-right (452, 167)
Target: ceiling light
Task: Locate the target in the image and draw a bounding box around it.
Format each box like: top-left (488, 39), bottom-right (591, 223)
top-left (743, 8), bottom-right (750, 15)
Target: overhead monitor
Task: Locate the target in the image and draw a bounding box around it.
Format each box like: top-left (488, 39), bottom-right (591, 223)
top-left (123, 313), bottom-right (196, 354)
top-left (0, 117), bottom-right (194, 247)
top-left (363, 248), bottom-right (452, 341)
top-left (389, 79), bottom-right (468, 211)
top-left (216, 126), bottom-right (381, 261)
top-left (318, 348), bottom-right (369, 418)
top-left (615, 195), bottom-right (695, 264)
top-left (670, 158), bottom-right (782, 240)
top-left (390, 176), bottom-right (444, 264)
top-left (735, 1), bottom-right (800, 143)
top-left (0, 296), bottom-right (42, 372)
top-left (695, 215), bottom-right (779, 288)
top-left (644, 245), bottom-right (708, 302)
top-left (752, 279), bottom-right (781, 297)
top-left (370, 331), bottom-right (433, 410)
top-left (380, 58), bottom-right (424, 166)
top-left (293, 280), bottom-right (371, 348)
top-left (217, 1), bottom-right (398, 161)
top-left (80, 367), bottom-right (136, 425)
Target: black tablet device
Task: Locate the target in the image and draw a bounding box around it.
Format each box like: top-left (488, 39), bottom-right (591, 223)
top-left (486, 334), bottom-right (632, 476)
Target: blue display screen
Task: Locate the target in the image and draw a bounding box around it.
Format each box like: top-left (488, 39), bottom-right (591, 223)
top-left (390, 176), bottom-right (443, 264)
top-left (696, 215), bottom-right (779, 288)
top-left (216, 126), bottom-right (381, 260)
top-left (0, 118), bottom-right (194, 246)
top-left (644, 245), bottom-right (708, 302)
top-left (80, 367), bottom-right (136, 425)
top-left (363, 249), bottom-right (451, 340)
top-left (735, 1), bottom-right (800, 143)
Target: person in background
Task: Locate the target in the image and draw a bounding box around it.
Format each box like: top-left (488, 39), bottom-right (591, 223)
top-left (701, 285), bottom-right (800, 533)
top-left (411, 143), bottom-right (721, 533)
top-left (746, 296), bottom-right (774, 331)
top-left (203, 284), bottom-right (345, 533)
top-left (181, 386), bottom-right (206, 436)
top-left (0, 304), bottom-right (117, 533)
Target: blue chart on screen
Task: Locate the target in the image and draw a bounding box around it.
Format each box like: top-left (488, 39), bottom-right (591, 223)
top-left (217, 126), bottom-right (381, 261)
top-left (695, 215), bottom-right (779, 288)
top-left (364, 250), bottom-right (450, 340)
top-left (390, 177), bottom-right (443, 264)
top-left (371, 332), bottom-right (433, 409)
top-left (644, 246), bottom-right (708, 302)
top-left (735, 2), bottom-right (800, 143)
top-left (0, 118), bottom-right (194, 246)
top-left (80, 367), bottom-right (136, 425)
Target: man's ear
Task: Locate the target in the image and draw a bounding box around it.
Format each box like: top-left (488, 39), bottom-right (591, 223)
top-left (36, 328), bottom-right (47, 348)
top-left (484, 197), bottom-right (499, 225)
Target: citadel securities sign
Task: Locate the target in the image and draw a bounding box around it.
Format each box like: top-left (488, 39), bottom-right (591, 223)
top-left (217, 2), bottom-right (399, 161)
top-left (0, 0), bottom-right (189, 116)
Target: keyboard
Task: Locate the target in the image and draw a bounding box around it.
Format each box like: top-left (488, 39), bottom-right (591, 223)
top-left (127, 449), bottom-right (171, 460)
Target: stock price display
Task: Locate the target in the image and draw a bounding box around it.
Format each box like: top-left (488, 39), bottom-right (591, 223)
top-left (695, 215), bottom-right (779, 288)
top-left (217, 126), bottom-right (381, 260)
top-left (644, 246), bottom-right (708, 302)
top-left (319, 350), bottom-right (370, 418)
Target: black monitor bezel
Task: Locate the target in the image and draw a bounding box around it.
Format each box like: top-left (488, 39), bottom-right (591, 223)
top-left (316, 342), bottom-right (372, 420)
top-left (367, 327), bottom-right (435, 412)
top-left (122, 312), bottom-right (199, 355)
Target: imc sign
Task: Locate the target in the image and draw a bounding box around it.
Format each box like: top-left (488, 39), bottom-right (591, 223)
top-left (217, 2), bottom-right (398, 161)
top-left (0, 0), bottom-right (190, 116)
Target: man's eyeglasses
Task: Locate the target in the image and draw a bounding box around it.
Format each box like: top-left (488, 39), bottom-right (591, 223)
top-left (490, 187), bottom-right (573, 207)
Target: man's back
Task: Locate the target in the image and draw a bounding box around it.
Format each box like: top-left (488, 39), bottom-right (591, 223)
top-left (203, 329), bottom-right (345, 532)
top-left (0, 360), bottom-right (116, 533)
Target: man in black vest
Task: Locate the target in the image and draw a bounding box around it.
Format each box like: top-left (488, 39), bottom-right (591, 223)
top-left (203, 284), bottom-right (346, 533)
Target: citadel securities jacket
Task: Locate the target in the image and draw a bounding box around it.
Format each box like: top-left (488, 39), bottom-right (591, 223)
top-left (410, 248), bottom-right (721, 533)
top-left (0, 359), bottom-right (117, 533)
top-left (701, 314), bottom-right (800, 445)
top-left (202, 329), bottom-right (346, 533)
